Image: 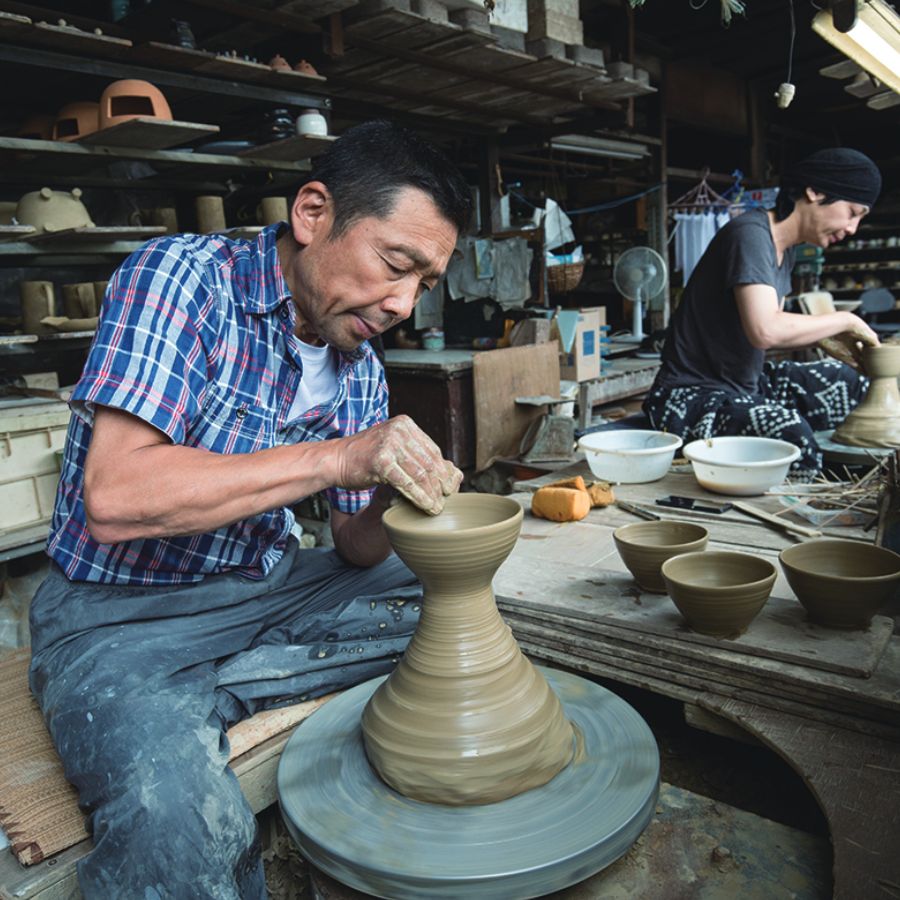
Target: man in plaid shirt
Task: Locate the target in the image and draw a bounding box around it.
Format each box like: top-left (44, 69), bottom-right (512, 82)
top-left (29, 121), bottom-right (471, 899)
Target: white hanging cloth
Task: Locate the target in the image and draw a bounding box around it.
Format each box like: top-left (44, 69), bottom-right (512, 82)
top-left (673, 210), bottom-right (731, 283)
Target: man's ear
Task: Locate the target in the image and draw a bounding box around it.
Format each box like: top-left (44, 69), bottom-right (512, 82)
top-left (289, 181), bottom-right (331, 246)
top-left (805, 187), bottom-right (826, 205)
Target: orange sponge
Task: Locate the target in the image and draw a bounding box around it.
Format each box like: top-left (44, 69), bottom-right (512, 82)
top-left (531, 486), bottom-right (591, 522)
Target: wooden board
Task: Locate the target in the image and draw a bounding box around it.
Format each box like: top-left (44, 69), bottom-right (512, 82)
top-left (79, 119), bottom-right (220, 151)
top-left (0, 225), bottom-right (36, 243)
top-left (494, 517), bottom-right (894, 679)
top-left (238, 133), bottom-right (336, 162)
top-left (698, 697), bottom-right (900, 900)
top-left (26, 227), bottom-right (167, 244)
top-left (25, 21), bottom-right (132, 58)
top-left (472, 343), bottom-right (560, 471)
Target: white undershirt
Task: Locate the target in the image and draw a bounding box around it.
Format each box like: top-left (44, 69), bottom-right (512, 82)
top-left (288, 339), bottom-right (339, 419)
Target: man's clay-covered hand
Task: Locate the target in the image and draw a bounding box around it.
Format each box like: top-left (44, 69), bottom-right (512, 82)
top-left (337, 415), bottom-right (462, 515)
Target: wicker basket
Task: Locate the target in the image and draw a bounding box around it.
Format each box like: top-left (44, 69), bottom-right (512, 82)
top-left (547, 261), bottom-right (584, 294)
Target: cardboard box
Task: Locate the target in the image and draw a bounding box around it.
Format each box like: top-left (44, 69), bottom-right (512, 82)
top-left (555, 306), bottom-right (605, 382)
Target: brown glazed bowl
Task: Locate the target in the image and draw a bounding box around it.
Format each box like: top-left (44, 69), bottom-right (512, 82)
top-left (661, 551), bottom-right (776, 637)
top-left (779, 539), bottom-right (900, 629)
top-left (613, 521), bottom-right (709, 593)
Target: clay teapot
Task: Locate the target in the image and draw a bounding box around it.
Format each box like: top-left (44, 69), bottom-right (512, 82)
top-left (268, 54), bottom-right (291, 71)
top-left (293, 59), bottom-right (318, 76)
top-left (99, 79), bottom-right (172, 129)
top-left (15, 187), bottom-right (94, 233)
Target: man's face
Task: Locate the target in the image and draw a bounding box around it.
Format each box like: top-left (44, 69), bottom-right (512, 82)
top-left (285, 186), bottom-right (458, 352)
top-left (807, 190), bottom-right (869, 249)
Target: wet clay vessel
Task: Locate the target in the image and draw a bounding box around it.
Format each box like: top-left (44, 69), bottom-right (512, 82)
top-left (661, 550), bottom-right (776, 637)
top-left (361, 494), bottom-right (576, 805)
top-left (833, 344), bottom-right (900, 448)
top-left (614, 521), bottom-right (709, 593)
top-left (779, 539), bottom-right (900, 629)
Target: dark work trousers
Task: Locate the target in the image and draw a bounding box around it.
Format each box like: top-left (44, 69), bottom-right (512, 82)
top-left (644, 359), bottom-right (867, 480)
top-left (28, 540), bottom-right (420, 900)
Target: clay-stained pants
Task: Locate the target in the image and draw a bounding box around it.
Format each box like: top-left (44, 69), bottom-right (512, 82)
top-left (28, 541), bottom-right (420, 900)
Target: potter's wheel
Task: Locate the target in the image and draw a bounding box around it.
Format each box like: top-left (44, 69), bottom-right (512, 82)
top-left (277, 667), bottom-right (659, 900)
top-left (815, 429), bottom-right (898, 465)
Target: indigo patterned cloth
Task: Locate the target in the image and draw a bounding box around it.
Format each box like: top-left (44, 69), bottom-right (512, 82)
top-left (644, 359), bottom-right (866, 479)
top-left (48, 224), bottom-right (388, 585)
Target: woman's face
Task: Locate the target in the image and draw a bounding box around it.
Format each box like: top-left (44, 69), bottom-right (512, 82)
top-left (805, 189), bottom-right (869, 248)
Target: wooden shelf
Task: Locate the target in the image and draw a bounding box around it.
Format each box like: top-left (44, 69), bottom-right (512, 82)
top-left (78, 118), bottom-right (220, 151)
top-left (0, 225), bottom-right (36, 243)
top-left (321, 6), bottom-right (653, 129)
top-left (0, 12), bottom-right (132, 59)
top-left (239, 133), bottom-right (335, 162)
top-left (26, 226), bottom-right (167, 244)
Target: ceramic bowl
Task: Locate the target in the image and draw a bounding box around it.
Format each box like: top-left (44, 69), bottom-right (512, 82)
top-left (661, 550), bottom-right (776, 637)
top-left (779, 539), bottom-right (900, 629)
top-left (681, 436), bottom-right (800, 496)
top-left (577, 429), bottom-right (682, 484)
top-left (613, 521), bottom-right (709, 593)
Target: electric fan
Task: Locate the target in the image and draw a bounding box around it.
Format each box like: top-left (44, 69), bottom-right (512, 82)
top-left (612, 247), bottom-right (668, 343)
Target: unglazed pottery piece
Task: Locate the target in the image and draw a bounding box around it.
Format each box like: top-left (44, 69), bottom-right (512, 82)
top-left (661, 550), bottom-right (776, 637)
top-left (15, 187), bottom-right (94, 233)
top-left (52, 101), bottom-right (99, 141)
top-left (613, 521), bottom-right (709, 593)
top-left (62, 282), bottom-right (97, 319)
top-left (833, 345), bottom-right (900, 448)
top-left (19, 281), bottom-right (56, 335)
top-left (257, 196), bottom-right (288, 225)
top-left (361, 494), bottom-right (576, 805)
top-left (17, 113), bottom-right (55, 141)
top-left (99, 79), bottom-right (173, 129)
top-left (779, 539), bottom-right (900, 629)
top-left (195, 195), bottom-right (226, 233)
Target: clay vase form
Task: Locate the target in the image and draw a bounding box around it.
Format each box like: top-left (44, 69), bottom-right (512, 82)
top-left (15, 187), bottom-right (94, 234)
top-left (257, 197), bottom-right (288, 225)
top-left (780, 539), bottom-right (900, 629)
top-left (62, 282), bottom-right (98, 319)
top-left (19, 281), bottom-right (56, 335)
top-left (661, 550), bottom-right (776, 638)
top-left (195, 196), bottom-right (226, 233)
top-left (52, 101), bottom-right (100, 141)
top-left (614, 521), bottom-right (709, 593)
top-left (361, 494), bottom-right (576, 806)
top-left (99, 79), bottom-right (173, 129)
top-left (833, 345), bottom-right (900, 448)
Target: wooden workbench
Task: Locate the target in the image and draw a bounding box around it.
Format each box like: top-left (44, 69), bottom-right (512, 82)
top-left (505, 464), bottom-right (900, 900)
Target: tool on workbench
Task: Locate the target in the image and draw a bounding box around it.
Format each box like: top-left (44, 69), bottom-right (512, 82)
top-left (732, 500), bottom-right (822, 539)
top-left (656, 495), bottom-right (733, 514)
top-left (616, 499), bottom-right (661, 521)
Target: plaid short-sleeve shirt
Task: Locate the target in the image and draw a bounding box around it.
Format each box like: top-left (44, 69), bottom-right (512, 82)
top-left (47, 224), bottom-right (388, 585)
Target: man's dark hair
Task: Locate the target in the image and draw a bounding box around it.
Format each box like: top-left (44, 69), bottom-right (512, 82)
top-left (308, 120), bottom-right (472, 239)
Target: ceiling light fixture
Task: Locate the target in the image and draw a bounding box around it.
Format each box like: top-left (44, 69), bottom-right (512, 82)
top-left (549, 134), bottom-right (650, 161)
top-left (812, 0), bottom-right (900, 96)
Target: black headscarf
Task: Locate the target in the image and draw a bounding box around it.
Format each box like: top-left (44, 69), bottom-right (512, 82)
top-left (782, 148), bottom-right (882, 209)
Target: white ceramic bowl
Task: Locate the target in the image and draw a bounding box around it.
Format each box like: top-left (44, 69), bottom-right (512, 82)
top-left (682, 436), bottom-right (801, 496)
top-left (577, 429), bottom-right (682, 484)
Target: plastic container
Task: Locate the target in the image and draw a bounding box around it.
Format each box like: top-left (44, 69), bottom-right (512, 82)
top-left (577, 429), bottom-right (682, 484)
top-left (682, 436), bottom-right (800, 496)
top-left (0, 399), bottom-right (70, 533)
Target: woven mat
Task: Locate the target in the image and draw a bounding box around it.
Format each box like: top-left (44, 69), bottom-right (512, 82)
top-left (0, 649), bottom-right (332, 866)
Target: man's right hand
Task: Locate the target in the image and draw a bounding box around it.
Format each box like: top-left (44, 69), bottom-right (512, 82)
top-left (334, 415), bottom-right (462, 515)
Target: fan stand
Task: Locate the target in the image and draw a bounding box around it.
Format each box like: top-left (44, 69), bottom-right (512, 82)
top-left (616, 291), bottom-right (646, 344)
